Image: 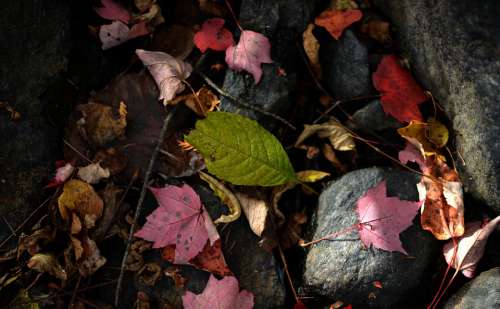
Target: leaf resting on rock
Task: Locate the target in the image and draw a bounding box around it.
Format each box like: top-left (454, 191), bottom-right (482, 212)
top-left (314, 9), bottom-right (362, 40)
top-left (194, 18), bottom-right (234, 53)
top-left (185, 112), bottom-right (296, 186)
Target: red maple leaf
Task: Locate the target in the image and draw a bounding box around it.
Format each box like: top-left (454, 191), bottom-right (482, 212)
top-left (372, 55), bottom-right (428, 123)
top-left (194, 18), bottom-right (234, 53)
top-left (314, 9), bottom-right (362, 40)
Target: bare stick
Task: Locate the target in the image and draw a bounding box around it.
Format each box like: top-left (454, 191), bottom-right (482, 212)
top-left (278, 245), bottom-right (299, 303)
top-left (114, 106), bottom-right (177, 306)
top-left (196, 71), bottom-right (297, 131)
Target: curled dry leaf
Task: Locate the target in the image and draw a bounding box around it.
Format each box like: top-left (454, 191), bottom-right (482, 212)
top-left (360, 20), bottom-right (391, 43)
top-left (58, 179), bottom-right (104, 229)
top-left (225, 30), bottom-right (273, 84)
top-left (398, 121), bottom-right (447, 159)
top-left (77, 162), bottom-right (110, 184)
top-left (314, 9), bottom-right (362, 40)
top-left (18, 227), bottom-right (55, 257)
top-left (77, 102), bottom-right (127, 147)
top-left (136, 49), bottom-right (193, 103)
top-left (77, 236), bottom-right (107, 277)
top-left (27, 253), bottom-right (67, 280)
top-left (417, 156), bottom-right (464, 240)
top-left (194, 18), bottom-right (234, 53)
top-left (295, 119), bottom-right (355, 152)
top-left (322, 143), bottom-right (348, 172)
top-left (199, 171), bottom-right (241, 224)
top-left (302, 24), bottom-right (321, 78)
top-left (137, 262), bottom-right (162, 286)
top-left (126, 240), bottom-right (152, 271)
top-left (443, 216), bottom-right (500, 278)
top-left (169, 86), bottom-right (220, 117)
top-left (234, 188), bottom-right (269, 237)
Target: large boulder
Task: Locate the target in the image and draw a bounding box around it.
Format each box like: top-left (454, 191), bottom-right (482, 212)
top-left (373, 0), bottom-right (500, 213)
top-left (444, 267), bottom-right (500, 309)
top-left (301, 167), bottom-right (439, 308)
top-left (0, 0), bottom-right (70, 236)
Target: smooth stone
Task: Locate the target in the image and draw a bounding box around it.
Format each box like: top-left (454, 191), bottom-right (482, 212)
top-left (349, 99), bottom-right (402, 131)
top-left (373, 0), bottom-right (500, 214)
top-left (302, 167), bottom-right (439, 308)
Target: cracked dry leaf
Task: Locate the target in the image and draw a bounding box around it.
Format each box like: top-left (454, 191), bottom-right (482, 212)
top-left (302, 24), bottom-right (321, 78)
top-left (27, 253), bottom-right (67, 280)
top-left (58, 179), bottom-right (104, 229)
top-left (199, 171), bottom-right (241, 224)
top-left (295, 119), bottom-right (355, 152)
top-left (77, 162), bottom-right (110, 184)
top-left (77, 101), bottom-right (127, 146)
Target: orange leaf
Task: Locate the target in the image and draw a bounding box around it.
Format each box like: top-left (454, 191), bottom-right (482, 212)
top-left (314, 9), bottom-right (362, 40)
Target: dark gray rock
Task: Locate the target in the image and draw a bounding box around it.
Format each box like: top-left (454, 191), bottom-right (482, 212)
top-left (349, 100), bottom-right (402, 131)
top-left (444, 267), bottom-right (500, 309)
top-left (320, 30), bottom-right (372, 100)
top-left (301, 167), bottom-right (439, 308)
top-left (221, 0), bottom-right (319, 133)
top-left (0, 0), bottom-right (70, 235)
top-left (373, 0), bottom-right (500, 213)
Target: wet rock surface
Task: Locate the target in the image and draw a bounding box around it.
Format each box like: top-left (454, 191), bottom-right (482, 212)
top-left (0, 0), bottom-right (70, 235)
top-left (444, 267), bottom-right (500, 309)
top-left (320, 30), bottom-right (372, 100)
top-left (301, 167), bottom-right (439, 308)
top-left (221, 0), bottom-right (319, 132)
top-left (349, 99), bottom-right (401, 132)
top-left (373, 0), bottom-right (500, 214)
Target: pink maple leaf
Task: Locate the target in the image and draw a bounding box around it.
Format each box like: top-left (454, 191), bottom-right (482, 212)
top-left (134, 184), bottom-right (217, 263)
top-left (194, 18), bottom-right (234, 53)
top-left (94, 0), bottom-right (130, 24)
top-left (225, 30), bottom-right (272, 84)
top-left (135, 49), bottom-right (193, 103)
top-left (182, 275), bottom-right (254, 309)
top-left (398, 142), bottom-right (425, 171)
top-left (443, 216), bottom-right (500, 278)
top-left (356, 180), bottom-right (422, 254)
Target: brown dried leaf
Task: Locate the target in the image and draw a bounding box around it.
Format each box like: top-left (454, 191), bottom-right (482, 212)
top-left (280, 212), bottom-right (308, 249)
top-left (18, 227), bottom-right (55, 257)
top-left (93, 148), bottom-right (128, 176)
top-left (77, 101), bottom-right (127, 147)
top-left (92, 184), bottom-right (124, 242)
top-left (77, 237), bottom-right (106, 277)
top-left (303, 24), bottom-right (321, 78)
top-left (77, 162), bottom-right (110, 184)
top-left (27, 253), bottom-right (67, 280)
top-left (58, 179), bottom-right (104, 229)
top-left (360, 20), bottom-right (391, 43)
top-left (137, 262), bottom-right (162, 286)
top-left (295, 119), bottom-right (355, 152)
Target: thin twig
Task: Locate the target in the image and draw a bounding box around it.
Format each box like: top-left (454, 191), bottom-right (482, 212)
top-left (69, 275), bottom-right (81, 308)
top-left (63, 139), bottom-right (93, 164)
top-left (114, 106), bottom-right (177, 307)
top-left (278, 245), bottom-right (299, 303)
top-left (196, 71), bottom-right (297, 131)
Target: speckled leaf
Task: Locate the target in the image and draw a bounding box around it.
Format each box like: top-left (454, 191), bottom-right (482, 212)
top-left (185, 112), bottom-right (296, 186)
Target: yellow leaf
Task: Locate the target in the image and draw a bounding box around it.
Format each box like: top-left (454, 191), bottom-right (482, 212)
top-left (296, 170), bottom-right (330, 183)
top-left (199, 171), bottom-right (241, 224)
top-left (58, 179), bottom-right (104, 228)
top-left (397, 121), bottom-right (437, 157)
top-left (426, 117), bottom-right (449, 148)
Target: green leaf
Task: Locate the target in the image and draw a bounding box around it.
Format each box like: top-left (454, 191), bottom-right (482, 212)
top-left (186, 112), bottom-right (296, 186)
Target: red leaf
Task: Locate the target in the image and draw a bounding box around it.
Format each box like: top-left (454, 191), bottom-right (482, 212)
top-left (314, 9), bottom-right (362, 40)
top-left (225, 30), bottom-right (272, 83)
top-left (194, 18), bottom-right (234, 53)
top-left (356, 180), bottom-right (422, 254)
top-left (94, 0), bottom-right (130, 24)
top-left (182, 275), bottom-right (254, 309)
top-left (372, 55), bottom-right (427, 123)
top-left (294, 301), bottom-right (307, 309)
top-left (135, 184), bottom-right (217, 263)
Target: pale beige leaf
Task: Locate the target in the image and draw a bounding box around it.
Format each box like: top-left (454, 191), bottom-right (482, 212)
top-left (234, 188), bottom-right (269, 237)
top-left (77, 162), bottom-right (110, 184)
top-left (302, 24), bottom-right (321, 78)
top-left (295, 118), bottom-right (355, 152)
top-left (27, 253), bottom-right (67, 280)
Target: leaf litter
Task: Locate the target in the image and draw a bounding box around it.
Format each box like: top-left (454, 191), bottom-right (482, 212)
top-left (3, 1), bottom-right (490, 308)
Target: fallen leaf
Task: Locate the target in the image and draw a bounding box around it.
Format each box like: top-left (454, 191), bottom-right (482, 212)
top-left (302, 24), bottom-right (321, 78)
top-left (295, 119), bottom-right (355, 152)
top-left (136, 49), bottom-right (193, 103)
top-left (99, 21), bottom-right (150, 50)
top-left (77, 236), bottom-right (107, 277)
top-left (18, 227), bottom-right (55, 257)
top-left (58, 179), bottom-right (104, 229)
top-left (185, 112), bottom-right (296, 186)
top-left (150, 24), bottom-right (196, 60)
top-left (126, 240), bottom-right (152, 271)
top-left (27, 253), bottom-right (67, 280)
top-left (199, 171), bottom-right (241, 224)
top-left (137, 262), bottom-right (162, 286)
top-left (398, 142), bottom-right (425, 170)
top-left (194, 18), bottom-right (234, 53)
top-left (164, 266), bottom-right (187, 289)
top-left (356, 180), bottom-right (422, 254)
top-left (418, 156), bottom-right (464, 240)
top-left (9, 289), bottom-right (39, 309)
top-left (322, 143), bottom-right (348, 172)
top-left (169, 86), bottom-right (220, 117)
top-left (182, 275), bottom-right (254, 309)
top-left (372, 55), bottom-right (428, 123)
top-left (135, 184), bottom-right (217, 263)
top-left (360, 20), bottom-right (391, 43)
top-left (225, 30), bottom-right (272, 83)
top-left (234, 188), bottom-right (269, 237)
top-left (77, 102), bottom-right (127, 147)
top-left (426, 117), bottom-right (449, 148)
top-left (188, 239), bottom-right (232, 276)
top-left (296, 170), bottom-right (330, 183)
top-left (77, 162), bottom-right (110, 184)
top-left (398, 121), bottom-right (442, 158)
top-left (314, 9), bottom-right (362, 40)
top-left (93, 148), bottom-right (128, 175)
top-left (280, 212), bottom-right (308, 249)
top-left (94, 0), bottom-right (131, 24)
top-left (46, 161), bottom-right (75, 188)
top-left (92, 184), bottom-right (123, 242)
top-left (443, 216), bottom-right (500, 278)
